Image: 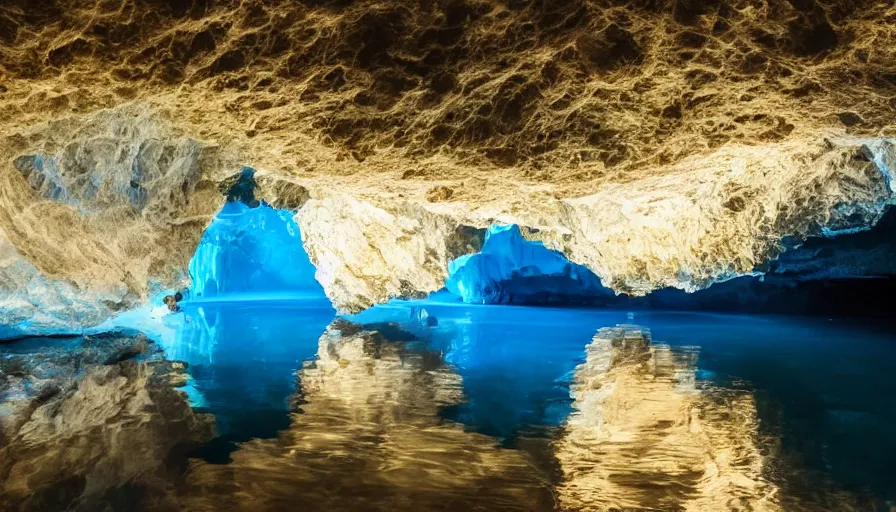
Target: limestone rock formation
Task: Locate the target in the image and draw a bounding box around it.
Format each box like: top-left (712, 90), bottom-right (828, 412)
top-left (2, 0), bottom-right (896, 323)
top-left (633, 204), bottom-right (896, 315)
top-left (0, 232), bottom-right (113, 338)
top-left (298, 196), bottom-right (484, 311)
top-left (551, 137), bottom-right (896, 294)
top-left (0, 107), bottom-right (229, 331)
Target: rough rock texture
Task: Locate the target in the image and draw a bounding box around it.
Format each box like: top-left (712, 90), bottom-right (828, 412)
top-left (299, 196), bottom-right (484, 311)
top-left (2, 0), bottom-right (896, 318)
top-left (0, 232), bottom-right (113, 338)
top-left (551, 137), bottom-right (896, 294)
top-left (632, 204), bottom-right (896, 315)
top-left (0, 331), bottom-right (215, 511)
top-left (0, 107), bottom-right (230, 330)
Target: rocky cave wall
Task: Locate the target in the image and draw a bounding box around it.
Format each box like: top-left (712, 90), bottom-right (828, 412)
top-left (2, 0), bottom-right (896, 325)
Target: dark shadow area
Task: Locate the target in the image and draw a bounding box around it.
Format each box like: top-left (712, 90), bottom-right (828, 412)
top-left (631, 206), bottom-right (896, 317)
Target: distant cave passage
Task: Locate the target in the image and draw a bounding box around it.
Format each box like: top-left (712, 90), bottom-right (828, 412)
top-left (638, 205), bottom-right (896, 317)
top-left (188, 201), bottom-right (326, 300)
top-left (445, 224), bottom-right (615, 305)
top-left (443, 213), bottom-right (896, 316)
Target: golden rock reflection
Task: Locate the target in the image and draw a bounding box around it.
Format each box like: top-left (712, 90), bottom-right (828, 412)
top-left (556, 326), bottom-right (777, 512)
top-left (180, 319), bottom-right (554, 511)
top-left (178, 320), bottom-right (886, 511)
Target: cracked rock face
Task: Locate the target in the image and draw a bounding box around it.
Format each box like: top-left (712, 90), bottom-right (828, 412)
top-left (551, 137), bottom-right (896, 295)
top-left (0, 232), bottom-right (116, 338)
top-left (2, 0), bottom-right (896, 322)
top-left (298, 196), bottom-right (484, 311)
top-left (0, 108), bottom-right (229, 330)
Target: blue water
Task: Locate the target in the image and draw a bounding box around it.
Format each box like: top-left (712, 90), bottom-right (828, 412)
top-left (165, 292), bottom-right (896, 505)
top-left (168, 297), bottom-right (334, 459)
top-left (350, 298), bottom-right (628, 441)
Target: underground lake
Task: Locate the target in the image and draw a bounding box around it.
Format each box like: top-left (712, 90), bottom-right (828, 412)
top-left (4, 2), bottom-right (896, 509)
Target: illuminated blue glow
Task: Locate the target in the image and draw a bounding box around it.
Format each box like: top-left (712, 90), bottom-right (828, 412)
top-left (74, 296), bottom-right (335, 458)
top-left (445, 224), bottom-right (612, 305)
top-left (349, 300), bottom-right (626, 440)
top-left (349, 299), bottom-right (896, 494)
top-left (188, 202), bottom-right (325, 300)
top-left (172, 300), bottom-right (333, 442)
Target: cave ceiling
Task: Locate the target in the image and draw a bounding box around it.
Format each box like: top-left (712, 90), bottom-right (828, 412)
top-left (1, 0), bottom-right (895, 314)
top-left (2, 0), bottom-right (894, 194)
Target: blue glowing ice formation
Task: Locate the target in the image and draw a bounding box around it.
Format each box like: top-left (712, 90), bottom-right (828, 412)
top-left (189, 202), bottom-right (325, 299)
top-left (445, 224), bottom-right (613, 304)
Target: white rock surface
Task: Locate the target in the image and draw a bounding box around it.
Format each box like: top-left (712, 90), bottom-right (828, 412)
top-left (298, 195), bottom-right (483, 312)
top-left (552, 137), bottom-right (896, 295)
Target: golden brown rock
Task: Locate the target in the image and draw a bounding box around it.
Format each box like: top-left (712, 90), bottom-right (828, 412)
top-left (1, 0), bottom-right (896, 319)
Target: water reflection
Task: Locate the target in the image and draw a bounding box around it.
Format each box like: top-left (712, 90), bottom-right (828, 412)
top-left (168, 298), bottom-right (334, 449)
top-left (179, 318), bottom-right (554, 511)
top-left (350, 301), bottom-right (629, 441)
top-left (556, 325), bottom-right (777, 511)
top-left (162, 300), bottom-right (896, 511)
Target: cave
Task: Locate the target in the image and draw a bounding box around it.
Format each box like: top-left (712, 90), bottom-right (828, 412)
top-left (3, 0), bottom-right (896, 510)
top-left (444, 224), bottom-right (614, 305)
top-left (637, 205), bottom-right (896, 317)
top-left (438, 212), bottom-right (896, 318)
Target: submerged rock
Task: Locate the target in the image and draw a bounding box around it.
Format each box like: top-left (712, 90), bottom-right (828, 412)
top-left (0, 331), bottom-right (215, 511)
